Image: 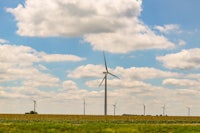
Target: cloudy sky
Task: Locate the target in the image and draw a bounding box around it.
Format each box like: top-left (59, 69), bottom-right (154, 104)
top-left (0, 0), bottom-right (200, 116)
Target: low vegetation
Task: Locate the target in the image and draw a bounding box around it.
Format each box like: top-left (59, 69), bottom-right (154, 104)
top-left (0, 114), bottom-right (199, 132)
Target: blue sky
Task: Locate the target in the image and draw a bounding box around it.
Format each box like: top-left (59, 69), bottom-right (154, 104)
top-left (0, 0), bottom-right (200, 116)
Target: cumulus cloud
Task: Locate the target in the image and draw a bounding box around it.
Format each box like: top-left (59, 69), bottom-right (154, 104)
top-left (68, 64), bottom-right (181, 80)
top-left (86, 78), bottom-right (149, 89)
top-left (0, 44), bottom-right (84, 87)
top-left (154, 24), bottom-right (181, 34)
top-left (0, 44), bottom-right (85, 65)
top-left (23, 74), bottom-right (60, 88)
top-left (68, 64), bottom-right (182, 91)
top-left (7, 0), bottom-right (141, 37)
top-left (37, 64), bottom-right (49, 71)
top-left (62, 80), bottom-right (78, 91)
top-left (113, 66), bottom-right (180, 80)
top-left (68, 64), bottom-right (105, 79)
top-left (178, 39), bottom-right (186, 46)
top-left (0, 39), bottom-right (9, 44)
top-left (40, 53), bottom-right (86, 62)
top-left (7, 0), bottom-right (175, 53)
top-left (162, 78), bottom-right (199, 88)
top-left (157, 48), bottom-right (200, 70)
top-left (84, 24), bottom-right (175, 53)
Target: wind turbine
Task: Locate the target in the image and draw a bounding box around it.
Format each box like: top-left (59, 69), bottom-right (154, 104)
top-left (113, 102), bottom-right (117, 116)
top-left (143, 104), bottom-right (146, 116)
top-left (99, 52), bottom-right (120, 116)
top-left (83, 98), bottom-right (86, 115)
top-left (32, 99), bottom-right (36, 113)
top-left (186, 107), bottom-right (190, 116)
top-left (162, 104), bottom-right (165, 116)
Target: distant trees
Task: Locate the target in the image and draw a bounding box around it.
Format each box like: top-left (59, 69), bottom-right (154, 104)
top-left (25, 111), bottom-right (38, 114)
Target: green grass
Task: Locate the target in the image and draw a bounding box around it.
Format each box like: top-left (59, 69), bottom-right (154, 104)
top-left (0, 122), bottom-right (200, 133)
top-left (0, 114), bottom-right (200, 133)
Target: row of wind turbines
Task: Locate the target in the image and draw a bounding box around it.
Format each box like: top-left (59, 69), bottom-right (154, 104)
top-left (98, 52), bottom-right (192, 116)
top-left (31, 99), bottom-right (191, 116)
top-left (30, 52), bottom-right (192, 116)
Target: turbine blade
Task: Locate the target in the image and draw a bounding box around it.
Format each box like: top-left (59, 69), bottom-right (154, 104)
top-left (99, 76), bottom-right (106, 87)
top-left (103, 52), bottom-right (108, 72)
top-left (108, 72), bottom-right (120, 79)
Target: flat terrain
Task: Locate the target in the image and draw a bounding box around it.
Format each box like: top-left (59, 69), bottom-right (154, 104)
top-left (0, 114), bottom-right (200, 132)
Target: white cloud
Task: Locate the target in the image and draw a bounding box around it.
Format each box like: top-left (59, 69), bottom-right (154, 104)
top-left (68, 64), bottom-right (105, 79)
top-left (37, 64), bottom-right (49, 71)
top-left (23, 74), bottom-right (60, 88)
top-left (86, 78), bottom-right (150, 89)
top-left (162, 78), bottom-right (199, 88)
top-left (186, 73), bottom-right (200, 80)
top-left (113, 66), bottom-right (180, 80)
top-left (7, 0), bottom-right (175, 53)
top-left (40, 53), bottom-right (86, 62)
top-left (154, 24), bottom-right (181, 34)
top-left (62, 80), bottom-right (78, 91)
top-left (10, 86), bottom-right (52, 98)
top-left (0, 44), bottom-right (84, 88)
top-left (68, 65), bottom-right (180, 80)
top-left (157, 48), bottom-right (200, 70)
top-left (7, 0), bottom-right (142, 37)
top-left (0, 44), bottom-right (85, 65)
top-left (0, 39), bottom-right (9, 44)
top-left (178, 39), bottom-right (186, 46)
top-left (84, 24), bottom-right (175, 53)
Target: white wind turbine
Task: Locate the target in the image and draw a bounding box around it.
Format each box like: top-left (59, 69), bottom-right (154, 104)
top-left (143, 104), bottom-right (146, 116)
top-left (162, 104), bottom-right (166, 116)
top-left (83, 98), bottom-right (86, 115)
top-left (113, 102), bottom-right (117, 116)
top-left (186, 106), bottom-right (190, 116)
top-left (32, 99), bottom-right (36, 113)
top-left (99, 52), bottom-right (120, 116)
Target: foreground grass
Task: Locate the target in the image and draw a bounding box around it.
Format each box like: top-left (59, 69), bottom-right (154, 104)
top-left (0, 114), bottom-right (200, 133)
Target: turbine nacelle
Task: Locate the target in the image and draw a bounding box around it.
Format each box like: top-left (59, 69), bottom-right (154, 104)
top-left (103, 72), bottom-right (107, 74)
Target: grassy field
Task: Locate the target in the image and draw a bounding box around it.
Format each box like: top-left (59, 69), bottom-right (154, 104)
top-left (0, 114), bottom-right (200, 132)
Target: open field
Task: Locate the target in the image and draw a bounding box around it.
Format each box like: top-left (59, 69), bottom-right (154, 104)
top-left (0, 114), bottom-right (200, 132)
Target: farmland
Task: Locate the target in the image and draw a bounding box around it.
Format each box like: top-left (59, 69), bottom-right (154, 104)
top-left (0, 114), bottom-right (200, 132)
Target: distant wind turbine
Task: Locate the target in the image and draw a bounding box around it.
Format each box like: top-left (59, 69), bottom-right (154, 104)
top-left (99, 52), bottom-right (120, 116)
top-left (113, 102), bottom-right (117, 116)
top-left (83, 98), bottom-right (86, 115)
top-left (32, 99), bottom-right (36, 113)
top-left (162, 104), bottom-right (165, 116)
top-left (186, 107), bottom-right (190, 116)
top-left (143, 104), bottom-right (146, 116)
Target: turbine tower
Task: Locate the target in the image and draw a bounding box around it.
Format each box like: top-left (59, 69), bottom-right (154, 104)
top-left (83, 98), bottom-right (86, 115)
top-left (143, 104), bottom-right (146, 116)
top-left (99, 52), bottom-right (119, 116)
top-left (32, 99), bottom-right (36, 113)
top-left (186, 107), bottom-right (190, 116)
top-left (113, 102), bottom-right (117, 116)
top-left (162, 104), bottom-right (165, 116)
